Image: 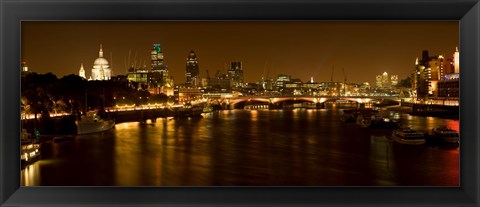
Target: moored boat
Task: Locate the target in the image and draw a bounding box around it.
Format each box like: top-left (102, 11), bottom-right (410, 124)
top-left (392, 127), bottom-right (426, 145)
top-left (369, 117), bottom-right (399, 129)
top-left (76, 112), bottom-right (115, 135)
top-left (175, 106), bottom-right (203, 118)
top-left (356, 115), bottom-right (371, 128)
top-left (342, 109), bottom-right (377, 124)
top-left (21, 129), bottom-right (41, 167)
top-left (430, 126), bottom-right (460, 144)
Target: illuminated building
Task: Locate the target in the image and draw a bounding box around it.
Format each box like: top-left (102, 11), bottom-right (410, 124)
top-left (175, 86), bottom-right (202, 104)
top-left (150, 44), bottom-right (174, 95)
top-left (413, 51), bottom-right (431, 101)
top-left (21, 60), bottom-right (30, 77)
top-left (437, 47), bottom-right (460, 105)
top-left (325, 82), bottom-right (342, 96)
top-left (151, 44), bottom-right (168, 85)
top-left (186, 50), bottom-right (200, 87)
top-left (375, 72), bottom-right (397, 88)
top-left (127, 66), bottom-right (150, 90)
top-left (454, 47), bottom-right (459, 73)
top-left (303, 81), bottom-right (321, 89)
top-left (79, 63), bottom-right (86, 79)
top-left (391, 75), bottom-right (398, 86)
top-left (375, 75), bottom-right (382, 87)
top-left (151, 44), bottom-right (165, 72)
top-left (210, 70), bottom-right (232, 90)
top-left (381, 72), bottom-right (390, 88)
top-left (437, 74), bottom-right (459, 100)
top-left (228, 61), bottom-right (244, 88)
top-left (413, 49), bottom-right (457, 101)
top-left (359, 82), bottom-right (371, 95)
top-left (21, 60), bottom-right (28, 72)
top-left (90, 44), bottom-right (112, 81)
top-left (259, 78), bottom-right (275, 91)
top-left (276, 74), bottom-right (291, 89)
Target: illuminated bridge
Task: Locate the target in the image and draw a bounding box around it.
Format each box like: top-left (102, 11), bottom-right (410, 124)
top-left (214, 95), bottom-right (401, 106)
top-left (21, 96), bottom-right (400, 120)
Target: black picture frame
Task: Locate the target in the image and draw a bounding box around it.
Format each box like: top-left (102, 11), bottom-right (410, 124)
top-left (1, 0), bottom-right (479, 206)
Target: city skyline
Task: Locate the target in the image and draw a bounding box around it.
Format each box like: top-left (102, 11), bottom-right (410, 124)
top-left (22, 21), bottom-right (458, 84)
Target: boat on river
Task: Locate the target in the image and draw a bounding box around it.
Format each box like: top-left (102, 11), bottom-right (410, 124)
top-left (351, 109), bottom-right (398, 129)
top-left (429, 126), bottom-right (460, 144)
top-left (174, 106), bottom-right (203, 118)
top-left (342, 109), bottom-right (378, 123)
top-left (369, 117), bottom-right (399, 129)
top-left (392, 127), bottom-right (426, 145)
top-left (76, 111), bottom-right (115, 135)
top-left (21, 129), bottom-right (41, 166)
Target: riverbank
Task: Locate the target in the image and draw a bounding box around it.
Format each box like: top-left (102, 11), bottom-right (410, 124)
top-left (381, 105), bottom-right (459, 120)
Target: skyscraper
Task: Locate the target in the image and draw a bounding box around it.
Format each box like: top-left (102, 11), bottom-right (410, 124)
top-left (391, 75), bottom-right (398, 86)
top-left (381, 72), bottom-right (390, 88)
top-left (147, 43), bottom-right (174, 95)
top-left (185, 50), bottom-right (200, 87)
top-left (375, 75), bottom-right (382, 88)
top-left (228, 61), bottom-right (244, 88)
top-left (151, 44), bottom-right (165, 72)
top-left (414, 50), bottom-right (447, 100)
top-left (413, 50), bottom-right (455, 100)
top-left (151, 44), bottom-right (168, 86)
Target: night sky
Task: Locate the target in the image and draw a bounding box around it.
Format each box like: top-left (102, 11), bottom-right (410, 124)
top-left (21, 21), bottom-right (458, 84)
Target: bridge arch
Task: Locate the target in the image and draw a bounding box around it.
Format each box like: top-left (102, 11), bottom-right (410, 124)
top-left (221, 96), bottom-right (399, 108)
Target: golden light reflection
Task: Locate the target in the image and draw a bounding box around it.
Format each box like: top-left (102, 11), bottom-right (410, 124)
top-left (114, 122), bottom-right (139, 130)
top-left (424, 116), bottom-right (438, 131)
top-left (155, 155), bottom-right (163, 186)
top-left (21, 163), bottom-right (41, 186)
top-left (249, 110), bottom-right (258, 122)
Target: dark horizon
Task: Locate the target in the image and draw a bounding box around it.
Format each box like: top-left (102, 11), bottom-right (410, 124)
top-left (22, 21), bottom-right (459, 84)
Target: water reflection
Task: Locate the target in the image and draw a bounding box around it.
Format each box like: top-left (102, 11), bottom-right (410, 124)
top-left (22, 109), bottom-right (459, 186)
top-left (21, 162), bottom-right (41, 186)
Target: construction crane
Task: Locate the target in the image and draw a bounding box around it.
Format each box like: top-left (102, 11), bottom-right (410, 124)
top-left (205, 69), bottom-right (211, 86)
top-left (330, 65), bottom-right (334, 82)
top-left (342, 68), bottom-right (347, 96)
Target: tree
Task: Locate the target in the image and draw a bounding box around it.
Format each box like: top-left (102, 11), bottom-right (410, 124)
top-left (398, 76), bottom-right (412, 88)
top-left (21, 73), bottom-right (58, 127)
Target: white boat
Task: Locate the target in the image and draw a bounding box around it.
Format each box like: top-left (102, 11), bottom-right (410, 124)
top-left (392, 127), bottom-right (426, 145)
top-left (21, 129), bottom-right (41, 166)
top-left (76, 112), bottom-right (115, 135)
top-left (430, 126), bottom-right (460, 144)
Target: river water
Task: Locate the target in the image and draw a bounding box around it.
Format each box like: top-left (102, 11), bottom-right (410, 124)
top-left (21, 108), bottom-right (459, 186)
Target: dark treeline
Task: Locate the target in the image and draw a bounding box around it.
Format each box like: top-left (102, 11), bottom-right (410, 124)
top-left (21, 73), bottom-right (172, 120)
